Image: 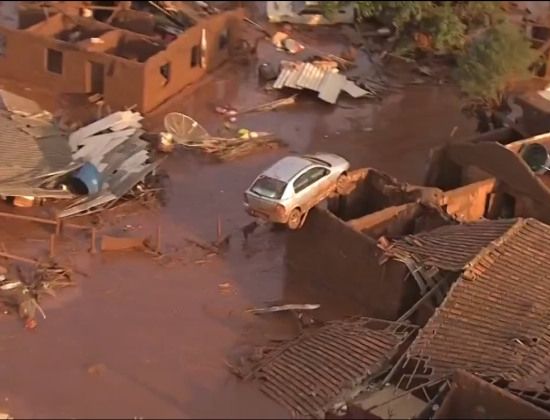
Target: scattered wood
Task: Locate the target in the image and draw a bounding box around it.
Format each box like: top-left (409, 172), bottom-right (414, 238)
top-left (383, 52), bottom-right (416, 63)
top-left (0, 251), bottom-right (38, 266)
top-left (236, 95), bottom-right (297, 115)
top-left (244, 17), bottom-right (272, 36)
top-left (178, 132), bottom-right (285, 161)
top-left (100, 235), bottom-right (147, 251)
top-left (246, 304), bottom-right (321, 315)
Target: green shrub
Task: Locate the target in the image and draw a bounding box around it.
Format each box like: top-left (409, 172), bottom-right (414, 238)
top-left (454, 22), bottom-right (537, 107)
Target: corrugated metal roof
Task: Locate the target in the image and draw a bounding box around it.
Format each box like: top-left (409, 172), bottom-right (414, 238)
top-left (0, 89), bottom-right (43, 116)
top-left (400, 218), bottom-right (550, 387)
top-left (296, 63), bottom-right (326, 91)
top-left (0, 114), bottom-right (72, 190)
top-left (243, 318), bottom-right (417, 418)
top-left (385, 219), bottom-right (519, 271)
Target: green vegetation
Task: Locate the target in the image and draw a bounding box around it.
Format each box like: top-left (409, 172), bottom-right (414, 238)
top-left (322, 1), bottom-right (537, 109)
top-left (454, 23), bottom-right (537, 109)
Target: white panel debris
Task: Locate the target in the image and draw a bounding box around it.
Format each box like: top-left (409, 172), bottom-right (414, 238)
top-left (68, 111), bottom-right (143, 151)
top-left (58, 110), bottom-right (154, 218)
top-left (0, 90), bottom-right (158, 216)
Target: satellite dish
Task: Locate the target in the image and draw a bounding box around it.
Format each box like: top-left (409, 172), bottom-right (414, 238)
top-left (163, 112), bottom-right (209, 145)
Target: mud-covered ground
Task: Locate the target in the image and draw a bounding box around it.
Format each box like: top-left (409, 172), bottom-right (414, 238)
top-left (0, 5), bottom-right (476, 419)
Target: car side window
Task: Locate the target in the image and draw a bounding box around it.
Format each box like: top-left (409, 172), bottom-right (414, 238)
top-left (293, 167), bottom-right (329, 193)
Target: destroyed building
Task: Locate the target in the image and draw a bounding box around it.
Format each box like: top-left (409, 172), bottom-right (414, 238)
top-left (515, 90), bottom-right (550, 136)
top-left (425, 131), bottom-right (550, 224)
top-left (379, 217), bottom-right (550, 412)
top-left (279, 209), bottom-right (550, 418)
top-left (235, 318), bottom-right (417, 419)
top-left (285, 167), bottom-right (496, 321)
top-left (433, 370), bottom-right (550, 420)
top-left (285, 129), bottom-right (550, 322)
top-left (0, 2), bottom-right (244, 113)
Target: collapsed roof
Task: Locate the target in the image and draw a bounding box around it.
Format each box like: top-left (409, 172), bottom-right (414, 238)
top-left (385, 218), bottom-right (550, 400)
top-left (234, 318), bottom-right (417, 419)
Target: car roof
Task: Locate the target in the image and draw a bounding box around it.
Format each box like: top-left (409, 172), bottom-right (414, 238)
top-left (262, 156), bottom-right (315, 182)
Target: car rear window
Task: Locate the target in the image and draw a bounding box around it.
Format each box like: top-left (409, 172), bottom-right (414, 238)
top-left (251, 176), bottom-right (287, 199)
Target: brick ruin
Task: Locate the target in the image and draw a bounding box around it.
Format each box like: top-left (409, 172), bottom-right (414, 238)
top-left (0, 1), bottom-right (244, 113)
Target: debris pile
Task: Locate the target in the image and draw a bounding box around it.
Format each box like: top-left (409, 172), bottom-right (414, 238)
top-left (60, 110), bottom-right (160, 218)
top-left (164, 112), bottom-right (285, 161)
top-left (0, 91), bottom-right (162, 218)
top-left (273, 60), bottom-right (372, 104)
top-left (230, 318), bottom-right (417, 418)
top-left (0, 262), bottom-right (74, 329)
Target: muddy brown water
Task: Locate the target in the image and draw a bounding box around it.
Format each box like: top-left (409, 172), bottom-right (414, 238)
top-left (0, 15), bottom-right (475, 418)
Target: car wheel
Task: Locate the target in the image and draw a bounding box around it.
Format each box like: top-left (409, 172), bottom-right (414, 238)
top-left (287, 208), bottom-right (303, 230)
top-left (336, 173), bottom-right (349, 194)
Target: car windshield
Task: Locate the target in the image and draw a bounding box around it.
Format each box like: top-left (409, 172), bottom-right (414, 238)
top-left (251, 176), bottom-right (287, 199)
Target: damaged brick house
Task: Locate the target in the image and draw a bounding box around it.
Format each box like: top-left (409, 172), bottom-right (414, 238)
top-left (286, 129), bottom-right (550, 320)
top-left (0, 1), bottom-right (244, 113)
top-left (379, 217), bottom-right (550, 414)
top-left (425, 131), bottom-right (550, 223)
top-left (285, 167), bottom-right (496, 321)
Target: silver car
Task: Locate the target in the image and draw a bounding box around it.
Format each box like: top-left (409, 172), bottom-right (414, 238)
top-left (244, 153), bottom-right (350, 229)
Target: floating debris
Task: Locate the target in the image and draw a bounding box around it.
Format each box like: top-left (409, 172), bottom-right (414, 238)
top-left (164, 113), bottom-right (285, 161)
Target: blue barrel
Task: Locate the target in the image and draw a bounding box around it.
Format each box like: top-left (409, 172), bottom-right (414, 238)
top-left (72, 162), bottom-right (102, 195)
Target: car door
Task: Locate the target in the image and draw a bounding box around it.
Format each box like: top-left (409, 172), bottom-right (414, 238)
top-left (291, 166), bottom-right (330, 210)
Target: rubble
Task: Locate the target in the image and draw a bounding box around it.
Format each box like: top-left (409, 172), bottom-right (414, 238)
top-left (384, 218), bottom-right (550, 398)
top-left (231, 318), bottom-right (417, 419)
top-left (0, 261), bottom-right (74, 327)
top-left (0, 90), bottom-right (162, 218)
top-left (164, 112), bottom-right (285, 161)
top-left (434, 370), bottom-right (550, 419)
top-left (236, 95), bottom-right (297, 115)
top-left (0, 2), bottom-right (245, 113)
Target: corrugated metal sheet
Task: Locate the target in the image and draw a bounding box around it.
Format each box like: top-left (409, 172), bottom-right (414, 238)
top-left (274, 67), bottom-right (293, 89)
top-left (342, 80), bottom-right (369, 98)
top-left (400, 218), bottom-right (550, 387)
top-left (273, 62), bottom-right (368, 103)
top-left (244, 318), bottom-right (417, 419)
top-left (0, 89), bottom-right (43, 115)
top-left (318, 72), bottom-right (347, 104)
top-left (385, 219), bottom-right (518, 271)
top-left (296, 63), bottom-right (326, 91)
